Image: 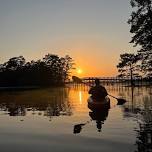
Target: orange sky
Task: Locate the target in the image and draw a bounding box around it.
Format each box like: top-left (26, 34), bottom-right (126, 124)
top-left (0, 0), bottom-right (135, 77)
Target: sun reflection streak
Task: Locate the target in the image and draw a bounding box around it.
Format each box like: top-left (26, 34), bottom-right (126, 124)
top-left (79, 91), bottom-right (82, 104)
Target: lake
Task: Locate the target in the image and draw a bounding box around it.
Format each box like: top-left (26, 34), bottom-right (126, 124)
top-left (0, 84), bottom-right (152, 152)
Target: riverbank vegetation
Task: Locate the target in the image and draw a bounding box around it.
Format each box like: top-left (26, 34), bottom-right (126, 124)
top-left (0, 54), bottom-right (74, 87)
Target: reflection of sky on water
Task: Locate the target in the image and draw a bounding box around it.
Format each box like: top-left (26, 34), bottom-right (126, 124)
top-left (0, 84), bottom-right (151, 152)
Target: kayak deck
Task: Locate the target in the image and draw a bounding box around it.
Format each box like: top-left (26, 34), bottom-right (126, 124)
top-left (88, 96), bottom-right (110, 111)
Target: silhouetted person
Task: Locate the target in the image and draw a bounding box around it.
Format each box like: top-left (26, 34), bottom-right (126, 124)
top-left (89, 79), bottom-right (108, 101)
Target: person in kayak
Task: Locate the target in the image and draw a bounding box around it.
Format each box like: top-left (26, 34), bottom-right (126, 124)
top-left (89, 79), bottom-right (108, 101)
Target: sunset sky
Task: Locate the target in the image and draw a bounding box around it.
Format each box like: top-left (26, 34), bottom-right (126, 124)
top-left (0, 0), bottom-right (135, 77)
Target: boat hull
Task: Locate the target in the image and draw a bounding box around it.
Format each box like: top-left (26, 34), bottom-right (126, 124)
top-left (88, 96), bottom-right (110, 111)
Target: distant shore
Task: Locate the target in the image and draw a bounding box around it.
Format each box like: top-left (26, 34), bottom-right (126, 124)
top-left (0, 84), bottom-right (67, 91)
top-left (0, 86), bottom-right (41, 91)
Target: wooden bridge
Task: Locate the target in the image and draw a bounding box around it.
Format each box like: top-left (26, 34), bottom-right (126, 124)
top-left (82, 77), bottom-right (143, 84)
top-left (70, 76), bottom-right (152, 86)
top-left (82, 77), bottom-right (128, 82)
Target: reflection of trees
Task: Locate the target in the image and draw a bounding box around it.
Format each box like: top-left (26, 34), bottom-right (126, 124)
top-left (0, 87), bottom-right (72, 119)
top-left (0, 103), bottom-right (26, 116)
top-left (135, 116), bottom-right (152, 152)
top-left (122, 87), bottom-right (152, 152)
top-left (44, 94), bottom-right (72, 119)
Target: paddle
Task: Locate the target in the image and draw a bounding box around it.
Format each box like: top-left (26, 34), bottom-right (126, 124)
top-left (73, 121), bottom-right (91, 134)
top-left (73, 123), bottom-right (85, 134)
top-left (108, 94), bottom-right (126, 105)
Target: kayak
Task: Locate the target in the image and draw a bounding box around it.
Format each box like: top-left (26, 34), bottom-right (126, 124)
top-left (88, 96), bottom-right (110, 111)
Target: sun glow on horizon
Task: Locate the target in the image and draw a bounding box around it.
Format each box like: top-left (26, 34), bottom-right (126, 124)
top-left (77, 68), bottom-right (83, 75)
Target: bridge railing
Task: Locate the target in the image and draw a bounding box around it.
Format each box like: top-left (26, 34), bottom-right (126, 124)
top-left (81, 77), bottom-right (144, 83)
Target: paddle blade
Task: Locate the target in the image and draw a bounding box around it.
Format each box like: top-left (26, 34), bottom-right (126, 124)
top-left (117, 98), bottom-right (127, 105)
top-left (73, 124), bottom-right (85, 134)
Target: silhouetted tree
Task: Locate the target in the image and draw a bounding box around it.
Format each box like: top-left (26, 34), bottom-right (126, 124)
top-left (43, 54), bottom-right (63, 84)
top-left (117, 53), bottom-right (140, 86)
top-left (60, 55), bottom-right (75, 82)
top-left (139, 51), bottom-right (152, 77)
top-left (3, 56), bottom-right (25, 71)
top-left (0, 54), bottom-right (74, 87)
top-left (0, 64), bottom-right (4, 72)
top-left (128, 0), bottom-right (152, 77)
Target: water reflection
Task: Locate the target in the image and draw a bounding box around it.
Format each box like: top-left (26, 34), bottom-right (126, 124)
top-left (122, 86), bottom-right (152, 152)
top-left (79, 91), bottom-right (82, 105)
top-left (0, 87), bottom-right (72, 118)
top-left (74, 98), bottom-right (110, 134)
top-left (74, 84), bottom-right (152, 151)
top-left (73, 121), bottom-right (89, 134)
top-left (0, 84), bottom-right (152, 152)
top-left (89, 108), bottom-right (109, 132)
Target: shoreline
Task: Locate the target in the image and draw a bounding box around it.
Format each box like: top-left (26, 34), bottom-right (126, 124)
top-left (0, 86), bottom-right (40, 91)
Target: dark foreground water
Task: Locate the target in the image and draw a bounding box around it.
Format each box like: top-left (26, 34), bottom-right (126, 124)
top-left (0, 84), bottom-right (152, 152)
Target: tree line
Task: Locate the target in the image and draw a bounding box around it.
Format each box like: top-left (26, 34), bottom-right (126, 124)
top-left (117, 0), bottom-right (152, 84)
top-left (0, 54), bottom-right (74, 87)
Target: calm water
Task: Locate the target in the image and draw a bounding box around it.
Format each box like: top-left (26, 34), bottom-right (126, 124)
top-left (0, 84), bottom-right (152, 152)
